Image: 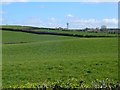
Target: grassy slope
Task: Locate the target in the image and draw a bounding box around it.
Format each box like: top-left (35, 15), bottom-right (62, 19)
top-left (2, 30), bottom-right (75, 43)
top-left (2, 30), bottom-right (118, 87)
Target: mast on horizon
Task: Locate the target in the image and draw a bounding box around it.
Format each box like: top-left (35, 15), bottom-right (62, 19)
top-left (67, 22), bottom-right (69, 30)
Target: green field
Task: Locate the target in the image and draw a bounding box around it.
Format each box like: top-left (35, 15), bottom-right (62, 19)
top-left (2, 30), bottom-right (118, 88)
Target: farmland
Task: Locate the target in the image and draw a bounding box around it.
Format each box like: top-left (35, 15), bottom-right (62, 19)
top-left (1, 25), bottom-right (117, 37)
top-left (2, 26), bottom-right (118, 88)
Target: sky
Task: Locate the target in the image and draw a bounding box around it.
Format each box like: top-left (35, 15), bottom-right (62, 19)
top-left (0, 1), bottom-right (118, 29)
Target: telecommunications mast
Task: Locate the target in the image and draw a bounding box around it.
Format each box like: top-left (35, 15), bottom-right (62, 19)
top-left (67, 22), bottom-right (69, 30)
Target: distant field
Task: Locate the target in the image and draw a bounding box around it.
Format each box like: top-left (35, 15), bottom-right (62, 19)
top-left (33, 29), bottom-right (117, 37)
top-left (1, 25), bottom-right (32, 30)
top-left (2, 30), bottom-right (118, 88)
top-left (2, 30), bottom-right (75, 43)
top-left (1, 25), bottom-right (117, 37)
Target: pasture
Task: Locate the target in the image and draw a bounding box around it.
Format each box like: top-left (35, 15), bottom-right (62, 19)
top-left (2, 30), bottom-right (118, 88)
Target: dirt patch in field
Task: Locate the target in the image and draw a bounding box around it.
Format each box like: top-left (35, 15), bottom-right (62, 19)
top-left (3, 41), bottom-right (28, 44)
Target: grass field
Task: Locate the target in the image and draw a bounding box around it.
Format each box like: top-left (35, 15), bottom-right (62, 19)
top-left (2, 30), bottom-right (118, 88)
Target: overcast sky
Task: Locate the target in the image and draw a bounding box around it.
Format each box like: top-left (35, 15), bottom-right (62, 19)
top-left (0, 1), bottom-right (118, 29)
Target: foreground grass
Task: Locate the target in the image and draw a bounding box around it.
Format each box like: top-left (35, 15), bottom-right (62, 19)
top-left (2, 31), bottom-right (118, 88)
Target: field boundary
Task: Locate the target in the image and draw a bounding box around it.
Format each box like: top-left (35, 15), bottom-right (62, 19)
top-left (1, 28), bottom-right (117, 38)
